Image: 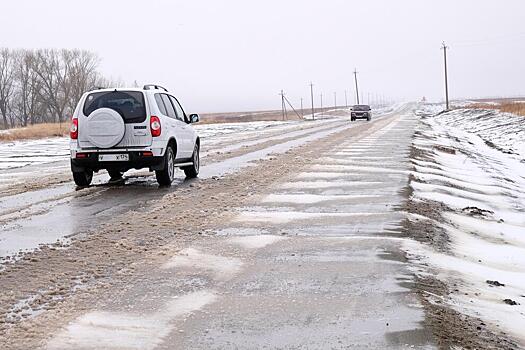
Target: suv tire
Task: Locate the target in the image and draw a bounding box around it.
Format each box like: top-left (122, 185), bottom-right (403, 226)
top-left (156, 146), bottom-right (176, 186)
top-left (183, 143), bottom-right (200, 179)
top-left (73, 169), bottom-right (93, 187)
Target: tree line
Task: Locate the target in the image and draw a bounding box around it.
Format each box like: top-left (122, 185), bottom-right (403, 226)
top-left (0, 48), bottom-right (117, 129)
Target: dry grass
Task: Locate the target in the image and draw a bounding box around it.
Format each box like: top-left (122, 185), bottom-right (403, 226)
top-left (467, 101), bottom-right (525, 116)
top-left (0, 123), bottom-right (69, 142)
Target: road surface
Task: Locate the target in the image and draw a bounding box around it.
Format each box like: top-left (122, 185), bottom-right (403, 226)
top-left (1, 105), bottom-right (521, 349)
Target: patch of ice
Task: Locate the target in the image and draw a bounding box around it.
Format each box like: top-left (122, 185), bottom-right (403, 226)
top-left (235, 211), bottom-right (383, 224)
top-left (261, 193), bottom-right (381, 204)
top-left (163, 248), bottom-right (243, 280)
top-left (46, 290), bottom-right (217, 350)
top-left (229, 235), bottom-right (286, 249)
top-left (296, 172), bottom-right (361, 179)
top-left (277, 181), bottom-right (382, 189)
top-left (310, 164), bottom-right (409, 175)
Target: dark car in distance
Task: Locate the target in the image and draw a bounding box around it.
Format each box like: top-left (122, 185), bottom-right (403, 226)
top-left (351, 105), bottom-right (372, 121)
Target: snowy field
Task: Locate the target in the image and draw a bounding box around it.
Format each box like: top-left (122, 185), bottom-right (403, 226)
top-left (418, 103), bottom-right (525, 158)
top-left (406, 104), bottom-right (525, 342)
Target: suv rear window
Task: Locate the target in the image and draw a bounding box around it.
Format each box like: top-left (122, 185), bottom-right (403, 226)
top-left (353, 105), bottom-right (371, 111)
top-left (83, 91), bottom-right (146, 123)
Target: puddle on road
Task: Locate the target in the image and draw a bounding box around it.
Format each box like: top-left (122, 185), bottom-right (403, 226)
top-left (0, 183), bottom-right (74, 213)
top-left (0, 180), bottom-right (173, 259)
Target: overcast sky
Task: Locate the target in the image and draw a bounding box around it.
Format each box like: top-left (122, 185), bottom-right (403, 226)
top-left (1, 0), bottom-right (524, 113)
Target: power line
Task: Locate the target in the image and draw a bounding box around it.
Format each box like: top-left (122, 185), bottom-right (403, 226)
top-left (453, 32), bottom-right (525, 48)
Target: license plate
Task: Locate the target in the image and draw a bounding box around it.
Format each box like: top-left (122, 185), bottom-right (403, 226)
top-left (98, 154), bottom-right (129, 162)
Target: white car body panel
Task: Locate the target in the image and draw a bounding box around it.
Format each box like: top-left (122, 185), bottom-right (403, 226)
top-left (71, 87), bottom-right (199, 161)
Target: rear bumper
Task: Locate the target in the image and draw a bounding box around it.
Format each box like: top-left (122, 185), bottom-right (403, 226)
top-left (71, 151), bottom-right (165, 172)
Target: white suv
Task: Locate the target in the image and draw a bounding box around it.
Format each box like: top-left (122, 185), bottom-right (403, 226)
top-left (69, 85), bottom-right (200, 187)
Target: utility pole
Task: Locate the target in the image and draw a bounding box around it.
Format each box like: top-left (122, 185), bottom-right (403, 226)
top-left (353, 69), bottom-right (360, 105)
top-left (300, 97), bottom-right (304, 117)
top-left (334, 92), bottom-right (337, 109)
top-left (441, 41), bottom-right (450, 111)
top-left (344, 90), bottom-right (348, 108)
top-left (309, 82), bottom-right (315, 120)
top-left (280, 89), bottom-right (286, 120)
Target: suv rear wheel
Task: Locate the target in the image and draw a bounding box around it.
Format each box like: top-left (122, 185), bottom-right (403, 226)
top-left (73, 169), bottom-right (93, 187)
top-left (156, 146), bottom-right (176, 186)
top-left (183, 143), bottom-right (200, 179)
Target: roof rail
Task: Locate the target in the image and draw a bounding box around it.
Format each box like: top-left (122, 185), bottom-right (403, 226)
top-left (143, 84), bottom-right (168, 92)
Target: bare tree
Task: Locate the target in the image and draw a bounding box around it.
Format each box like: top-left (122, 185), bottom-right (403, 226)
top-left (33, 49), bottom-right (74, 123)
top-left (0, 47), bottom-right (116, 128)
top-left (0, 48), bottom-right (15, 129)
top-left (13, 50), bottom-right (43, 126)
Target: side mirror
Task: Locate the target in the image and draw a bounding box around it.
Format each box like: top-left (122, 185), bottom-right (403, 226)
top-left (189, 113), bottom-right (200, 123)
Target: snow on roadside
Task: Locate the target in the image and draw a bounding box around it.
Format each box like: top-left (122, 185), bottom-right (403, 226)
top-left (417, 104), bottom-right (525, 158)
top-left (0, 137), bottom-right (69, 170)
top-left (405, 104), bottom-right (525, 344)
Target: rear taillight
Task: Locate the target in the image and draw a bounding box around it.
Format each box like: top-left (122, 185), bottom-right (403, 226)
top-left (150, 116), bottom-right (161, 137)
top-left (70, 117), bottom-right (78, 139)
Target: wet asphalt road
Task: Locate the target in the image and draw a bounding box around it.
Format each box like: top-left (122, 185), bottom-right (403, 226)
top-left (44, 106), bottom-right (437, 349)
top-left (0, 117), bottom-right (350, 260)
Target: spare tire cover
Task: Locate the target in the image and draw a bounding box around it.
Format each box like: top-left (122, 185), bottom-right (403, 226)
top-left (85, 108), bottom-right (125, 148)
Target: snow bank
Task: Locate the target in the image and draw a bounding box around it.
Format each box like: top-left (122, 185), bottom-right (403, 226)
top-left (406, 105), bottom-right (525, 343)
top-left (417, 104), bottom-right (525, 158)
